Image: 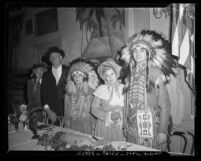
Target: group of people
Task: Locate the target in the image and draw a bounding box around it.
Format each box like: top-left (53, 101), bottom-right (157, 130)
top-left (26, 30), bottom-right (177, 151)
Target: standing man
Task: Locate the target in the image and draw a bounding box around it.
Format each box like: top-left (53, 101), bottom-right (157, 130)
top-left (41, 47), bottom-right (68, 126)
top-left (27, 63), bottom-right (48, 112)
top-left (117, 30), bottom-right (176, 150)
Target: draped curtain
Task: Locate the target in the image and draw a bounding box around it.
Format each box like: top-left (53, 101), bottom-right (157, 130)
top-left (171, 4), bottom-right (195, 94)
top-left (170, 3), bottom-right (195, 120)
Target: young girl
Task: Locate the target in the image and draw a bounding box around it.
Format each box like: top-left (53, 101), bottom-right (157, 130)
top-left (91, 59), bottom-right (126, 142)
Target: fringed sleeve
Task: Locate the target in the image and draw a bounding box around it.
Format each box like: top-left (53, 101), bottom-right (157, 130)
top-left (149, 67), bottom-right (171, 134)
top-left (157, 76), bottom-right (171, 134)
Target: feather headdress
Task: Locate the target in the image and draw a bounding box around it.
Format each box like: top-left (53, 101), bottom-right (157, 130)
top-left (118, 30), bottom-right (177, 80)
top-left (66, 59), bottom-right (99, 90)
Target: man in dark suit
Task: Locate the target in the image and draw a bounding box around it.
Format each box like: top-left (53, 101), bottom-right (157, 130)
top-left (41, 47), bottom-right (68, 126)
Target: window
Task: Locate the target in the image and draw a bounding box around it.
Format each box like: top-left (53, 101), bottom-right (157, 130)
top-left (25, 19), bottom-right (33, 35)
top-left (35, 8), bottom-right (58, 36)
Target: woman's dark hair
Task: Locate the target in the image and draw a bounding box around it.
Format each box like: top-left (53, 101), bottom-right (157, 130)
top-left (116, 45), bottom-right (132, 84)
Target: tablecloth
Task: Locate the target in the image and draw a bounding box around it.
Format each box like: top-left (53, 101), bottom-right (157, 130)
top-left (8, 123), bottom-right (159, 151)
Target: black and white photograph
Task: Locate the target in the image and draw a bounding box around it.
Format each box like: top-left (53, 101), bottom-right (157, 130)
top-left (5, 3), bottom-right (195, 157)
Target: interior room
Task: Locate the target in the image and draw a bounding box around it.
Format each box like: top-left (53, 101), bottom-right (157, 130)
top-left (6, 4), bottom-right (195, 155)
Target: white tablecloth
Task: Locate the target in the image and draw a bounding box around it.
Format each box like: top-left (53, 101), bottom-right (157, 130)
top-left (8, 123), bottom-right (159, 151)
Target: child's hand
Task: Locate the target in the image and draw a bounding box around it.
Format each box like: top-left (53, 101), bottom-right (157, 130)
top-left (19, 114), bottom-right (27, 122)
top-left (111, 111), bottom-right (121, 122)
top-left (158, 133), bottom-right (167, 144)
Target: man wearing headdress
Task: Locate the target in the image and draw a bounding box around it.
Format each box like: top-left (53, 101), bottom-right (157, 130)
top-left (64, 59), bottom-right (99, 135)
top-left (41, 47), bottom-right (68, 126)
top-left (117, 30), bottom-right (177, 150)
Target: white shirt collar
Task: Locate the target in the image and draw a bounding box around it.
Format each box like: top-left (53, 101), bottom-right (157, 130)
top-left (52, 65), bottom-right (62, 84)
top-left (52, 65), bottom-right (62, 72)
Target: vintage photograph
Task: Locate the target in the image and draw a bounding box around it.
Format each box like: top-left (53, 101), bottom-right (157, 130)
top-left (6, 3), bottom-right (195, 156)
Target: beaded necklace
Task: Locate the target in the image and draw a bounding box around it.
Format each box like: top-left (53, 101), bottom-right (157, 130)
top-left (127, 62), bottom-right (154, 147)
top-left (70, 84), bottom-right (85, 118)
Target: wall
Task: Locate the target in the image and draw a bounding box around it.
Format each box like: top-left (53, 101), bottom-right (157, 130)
top-left (125, 8), bottom-right (150, 39)
top-left (18, 7), bottom-right (170, 72)
top-left (126, 8), bottom-right (170, 39)
top-left (17, 8), bottom-right (89, 72)
top-left (150, 10), bottom-right (170, 40)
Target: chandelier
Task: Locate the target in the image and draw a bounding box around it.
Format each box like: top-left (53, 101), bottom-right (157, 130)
top-left (152, 5), bottom-right (171, 19)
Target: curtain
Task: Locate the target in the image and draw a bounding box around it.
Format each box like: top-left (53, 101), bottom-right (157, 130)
top-left (171, 3), bottom-right (195, 94)
top-left (171, 3), bottom-right (195, 117)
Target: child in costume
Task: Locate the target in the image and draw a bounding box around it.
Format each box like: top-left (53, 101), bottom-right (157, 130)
top-left (91, 59), bottom-right (126, 142)
top-left (64, 59), bottom-right (99, 135)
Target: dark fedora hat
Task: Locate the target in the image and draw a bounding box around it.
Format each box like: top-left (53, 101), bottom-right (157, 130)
top-left (45, 46), bottom-right (65, 60)
top-left (32, 62), bottom-right (48, 70)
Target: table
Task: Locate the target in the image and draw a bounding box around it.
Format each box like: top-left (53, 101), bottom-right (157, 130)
top-left (8, 123), bottom-right (159, 152)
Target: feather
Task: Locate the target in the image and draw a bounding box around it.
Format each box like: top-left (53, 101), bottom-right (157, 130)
top-left (66, 59), bottom-right (99, 91)
top-left (121, 30), bottom-right (177, 80)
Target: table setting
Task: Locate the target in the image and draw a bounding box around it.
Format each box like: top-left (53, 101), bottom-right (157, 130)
top-left (8, 121), bottom-right (159, 152)
top-left (7, 106), bottom-right (159, 152)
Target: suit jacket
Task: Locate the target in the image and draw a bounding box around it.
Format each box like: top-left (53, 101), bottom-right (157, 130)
top-left (41, 65), bottom-right (68, 116)
top-left (27, 79), bottom-right (42, 110)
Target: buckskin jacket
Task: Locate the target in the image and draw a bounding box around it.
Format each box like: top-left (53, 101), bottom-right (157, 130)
top-left (123, 66), bottom-right (171, 149)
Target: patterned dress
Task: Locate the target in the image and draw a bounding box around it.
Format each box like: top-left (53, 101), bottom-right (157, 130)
top-left (64, 85), bottom-right (95, 135)
top-left (91, 83), bottom-right (126, 142)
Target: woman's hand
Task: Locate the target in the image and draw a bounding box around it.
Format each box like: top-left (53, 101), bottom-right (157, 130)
top-left (44, 107), bottom-right (57, 123)
top-left (19, 114), bottom-right (27, 122)
top-left (158, 133), bottom-right (167, 144)
top-left (111, 111), bottom-right (121, 122)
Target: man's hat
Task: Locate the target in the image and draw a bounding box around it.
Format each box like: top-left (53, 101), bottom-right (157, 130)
top-left (45, 46), bottom-right (65, 60)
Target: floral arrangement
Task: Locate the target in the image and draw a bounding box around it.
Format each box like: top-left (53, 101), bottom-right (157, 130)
top-left (8, 104), bottom-right (29, 131)
top-left (8, 104), bottom-right (48, 138)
